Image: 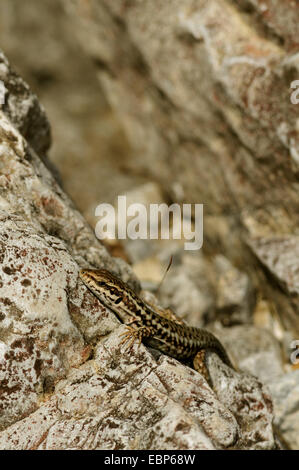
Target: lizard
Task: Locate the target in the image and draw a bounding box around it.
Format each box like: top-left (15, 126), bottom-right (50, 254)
top-left (79, 268), bottom-right (234, 383)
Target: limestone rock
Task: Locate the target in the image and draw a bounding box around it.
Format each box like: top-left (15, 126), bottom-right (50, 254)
top-left (214, 324), bottom-right (285, 383)
top-left (64, 0), bottom-right (299, 336)
top-left (213, 255), bottom-right (255, 326)
top-left (0, 50), bottom-right (275, 448)
top-left (0, 51), bottom-right (50, 156)
top-left (0, 327), bottom-right (275, 450)
top-left (267, 370), bottom-right (299, 450)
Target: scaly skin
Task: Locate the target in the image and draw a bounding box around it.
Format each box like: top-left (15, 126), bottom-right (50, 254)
top-left (80, 269), bottom-right (234, 380)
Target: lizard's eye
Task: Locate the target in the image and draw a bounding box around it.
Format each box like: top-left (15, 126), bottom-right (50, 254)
top-left (114, 297), bottom-right (122, 305)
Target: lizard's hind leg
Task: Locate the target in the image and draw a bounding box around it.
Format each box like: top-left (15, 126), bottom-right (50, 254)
top-left (193, 350), bottom-right (212, 386)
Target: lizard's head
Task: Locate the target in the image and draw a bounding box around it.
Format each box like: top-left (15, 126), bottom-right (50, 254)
top-left (79, 268), bottom-right (130, 316)
top-left (80, 268), bottom-right (117, 286)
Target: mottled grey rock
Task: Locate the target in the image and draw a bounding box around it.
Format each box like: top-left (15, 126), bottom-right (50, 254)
top-left (214, 324), bottom-right (285, 383)
top-left (0, 106), bottom-right (136, 288)
top-left (0, 326), bottom-right (276, 450)
top-left (207, 353), bottom-right (275, 450)
top-left (63, 0), bottom-right (299, 337)
top-left (248, 236), bottom-right (299, 297)
top-left (0, 63), bottom-right (135, 432)
top-left (0, 51), bottom-right (275, 450)
top-left (267, 370), bottom-right (299, 450)
top-left (235, 0), bottom-right (299, 50)
top-left (247, 236), bottom-right (299, 334)
top-left (0, 51), bottom-right (51, 157)
top-left (154, 252), bottom-right (255, 327)
top-left (214, 255), bottom-right (255, 325)
top-left (157, 253), bottom-right (215, 327)
top-left (0, 215), bottom-right (88, 431)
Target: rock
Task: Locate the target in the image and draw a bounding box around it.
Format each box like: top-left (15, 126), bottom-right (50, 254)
top-left (133, 257), bottom-right (165, 286)
top-left (157, 252), bottom-right (215, 327)
top-left (0, 327), bottom-right (275, 450)
top-left (0, 215), bottom-right (89, 431)
top-left (267, 370), bottom-right (299, 450)
top-left (0, 0), bottom-right (140, 226)
top-left (248, 236), bottom-right (299, 297)
top-left (117, 182), bottom-right (169, 265)
top-left (63, 0), bottom-right (299, 336)
top-left (0, 100), bottom-right (137, 290)
top-left (214, 325), bottom-right (285, 383)
top-left (0, 51), bottom-right (51, 156)
top-left (0, 49), bottom-right (276, 449)
top-left (0, 53), bottom-right (135, 432)
top-left (207, 353), bottom-right (275, 450)
top-left (213, 255), bottom-right (255, 325)
top-left (247, 236), bottom-right (299, 334)
top-left (154, 252), bottom-right (255, 328)
top-left (235, 0), bottom-right (299, 51)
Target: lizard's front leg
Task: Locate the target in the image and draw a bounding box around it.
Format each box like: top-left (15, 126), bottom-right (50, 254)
top-left (119, 325), bottom-right (155, 350)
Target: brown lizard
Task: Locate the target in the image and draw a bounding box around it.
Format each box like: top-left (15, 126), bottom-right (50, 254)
top-left (80, 268), bottom-right (234, 382)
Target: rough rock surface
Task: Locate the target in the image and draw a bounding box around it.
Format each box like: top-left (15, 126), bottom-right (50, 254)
top-left (157, 251), bottom-right (256, 327)
top-left (64, 0), bottom-right (299, 336)
top-left (0, 327), bottom-right (274, 450)
top-left (0, 51), bottom-right (51, 156)
top-left (0, 49), bottom-right (276, 449)
top-left (267, 370), bottom-right (299, 450)
top-left (215, 324), bottom-right (285, 383)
